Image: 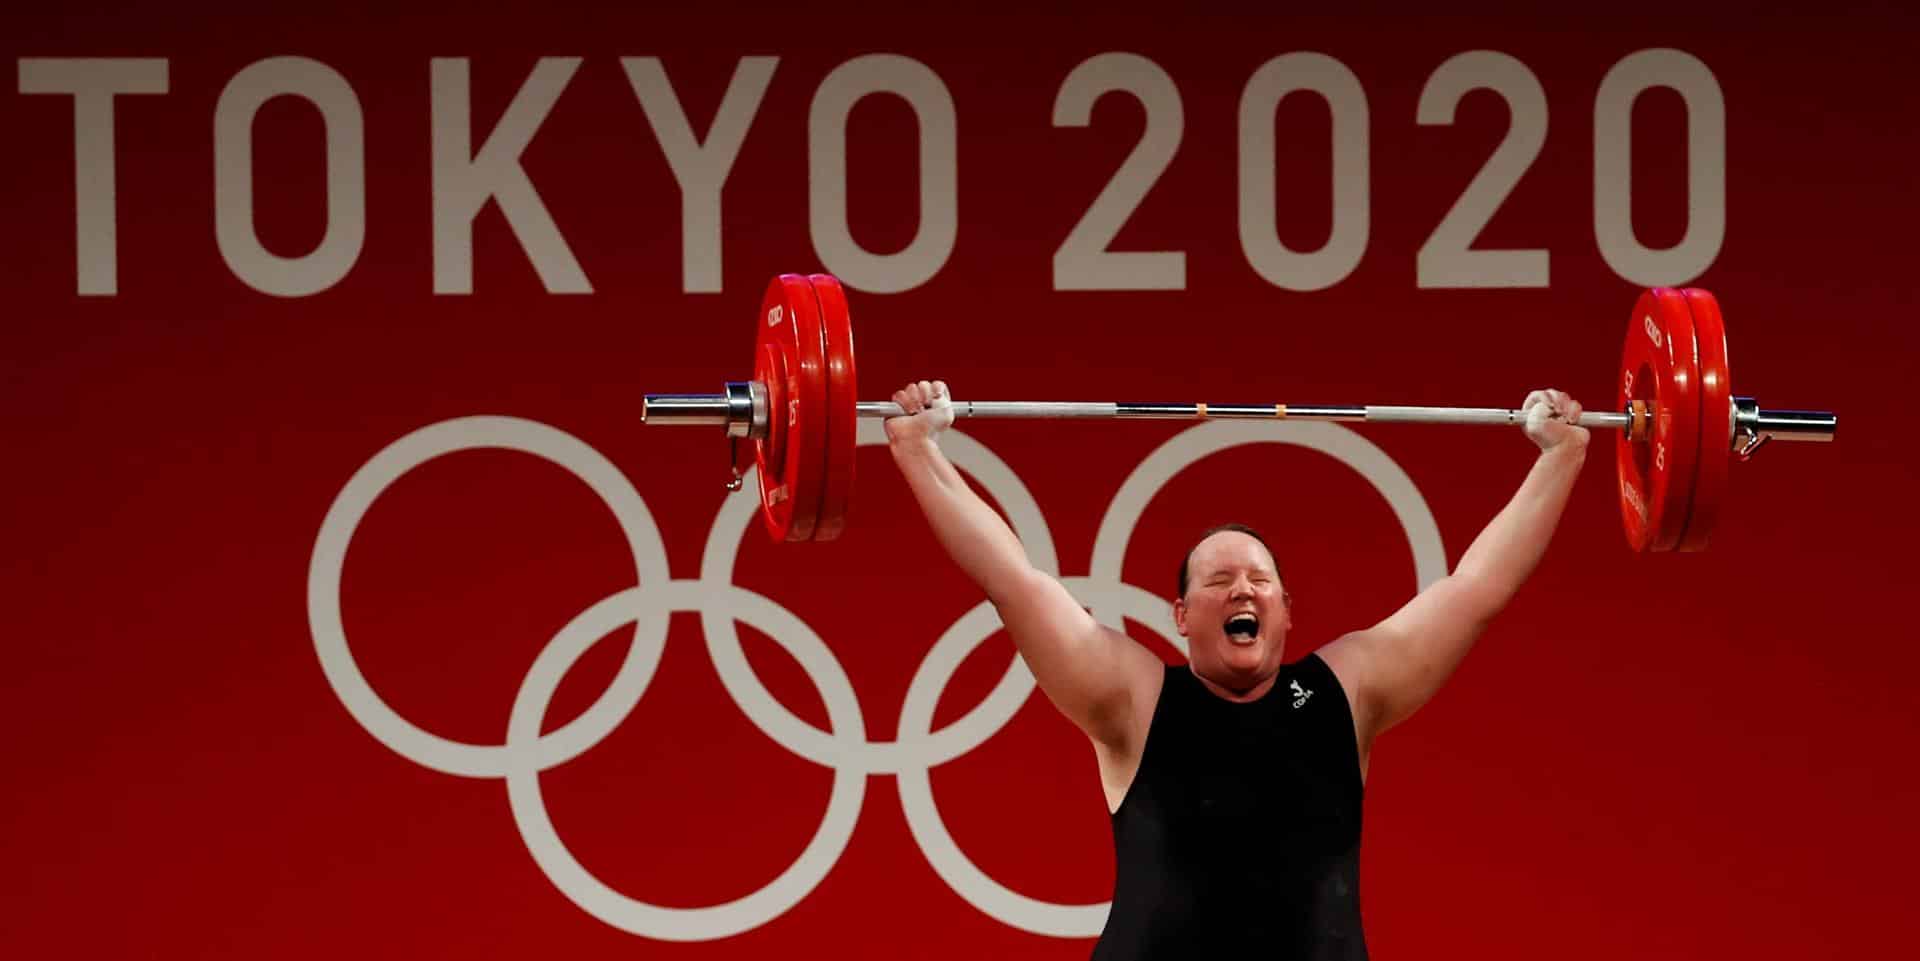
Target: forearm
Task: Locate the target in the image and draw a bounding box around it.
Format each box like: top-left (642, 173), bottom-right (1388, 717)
top-left (1453, 438), bottom-right (1589, 608)
top-left (889, 435), bottom-right (1036, 599)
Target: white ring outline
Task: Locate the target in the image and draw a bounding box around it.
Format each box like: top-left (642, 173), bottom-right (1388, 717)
top-left (1092, 420), bottom-right (1450, 608)
top-left (695, 421), bottom-right (1059, 774)
top-left (894, 576), bottom-right (1176, 936)
top-left (505, 582), bottom-right (868, 941)
top-left (307, 416), bottom-right (670, 777)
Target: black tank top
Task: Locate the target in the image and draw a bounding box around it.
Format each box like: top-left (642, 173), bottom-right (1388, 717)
top-left (1090, 654), bottom-right (1367, 960)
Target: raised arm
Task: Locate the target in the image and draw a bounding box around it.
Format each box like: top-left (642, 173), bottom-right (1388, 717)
top-left (886, 381), bottom-right (1161, 749)
top-left (1321, 389), bottom-right (1590, 747)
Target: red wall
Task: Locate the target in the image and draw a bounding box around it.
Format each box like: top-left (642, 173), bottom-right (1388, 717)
top-left (5, 3), bottom-right (1915, 958)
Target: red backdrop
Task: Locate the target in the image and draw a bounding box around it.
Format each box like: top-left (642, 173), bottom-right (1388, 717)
top-left (5, 3), bottom-right (1916, 958)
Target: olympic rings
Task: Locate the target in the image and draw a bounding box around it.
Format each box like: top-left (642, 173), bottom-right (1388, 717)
top-left (307, 415), bottom-right (1442, 941)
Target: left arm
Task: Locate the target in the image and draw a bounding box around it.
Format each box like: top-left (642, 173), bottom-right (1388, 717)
top-left (1321, 390), bottom-right (1589, 748)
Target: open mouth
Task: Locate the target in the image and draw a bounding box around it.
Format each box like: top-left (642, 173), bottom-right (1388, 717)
top-left (1224, 613), bottom-right (1259, 642)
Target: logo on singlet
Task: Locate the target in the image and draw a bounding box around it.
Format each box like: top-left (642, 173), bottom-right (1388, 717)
top-left (1290, 679), bottom-right (1313, 709)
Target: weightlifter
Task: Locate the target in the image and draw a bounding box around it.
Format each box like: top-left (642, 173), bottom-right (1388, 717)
top-left (884, 378), bottom-right (1588, 960)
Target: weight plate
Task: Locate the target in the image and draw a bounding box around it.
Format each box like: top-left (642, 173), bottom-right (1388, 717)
top-left (1676, 288), bottom-right (1732, 552)
top-left (752, 274), bottom-right (827, 542)
top-left (1616, 287), bottom-right (1702, 552)
top-left (808, 273), bottom-right (858, 542)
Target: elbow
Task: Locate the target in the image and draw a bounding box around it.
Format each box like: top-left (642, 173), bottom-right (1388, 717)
top-left (1435, 573), bottom-right (1511, 625)
top-left (983, 564), bottom-right (1049, 608)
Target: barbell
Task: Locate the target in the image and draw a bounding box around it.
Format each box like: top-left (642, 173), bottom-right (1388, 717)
top-left (641, 273), bottom-right (1836, 551)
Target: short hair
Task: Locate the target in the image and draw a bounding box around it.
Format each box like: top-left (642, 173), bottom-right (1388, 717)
top-left (1177, 523), bottom-right (1282, 598)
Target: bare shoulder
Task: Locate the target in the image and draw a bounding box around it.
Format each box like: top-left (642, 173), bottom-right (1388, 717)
top-left (1315, 630), bottom-right (1381, 700)
top-left (994, 569), bottom-right (1166, 754)
top-left (1081, 625), bottom-right (1168, 755)
top-left (1313, 631), bottom-right (1388, 761)
top-left (1087, 634), bottom-right (1166, 812)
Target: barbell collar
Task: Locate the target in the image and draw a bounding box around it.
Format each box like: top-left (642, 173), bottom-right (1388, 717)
top-left (1734, 396), bottom-right (1837, 444)
top-left (641, 383), bottom-right (769, 438)
top-left (641, 393), bottom-right (730, 425)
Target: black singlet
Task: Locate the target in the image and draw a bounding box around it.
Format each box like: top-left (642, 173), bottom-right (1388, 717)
top-left (1089, 654), bottom-right (1367, 960)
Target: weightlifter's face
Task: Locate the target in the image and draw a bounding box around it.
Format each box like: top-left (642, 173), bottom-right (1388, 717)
top-left (1174, 531), bottom-right (1291, 694)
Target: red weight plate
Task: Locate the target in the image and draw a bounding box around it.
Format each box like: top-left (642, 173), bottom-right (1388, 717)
top-left (752, 281), bottom-right (797, 541)
top-left (808, 274), bottom-right (857, 541)
top-left (752, 275), bottom-right (827, 542)
top-left (783, 275), bottom-right (831, 542)
top-left (1616, 288), bottom-right (1702, 552)
top-left (1677, 288), bottom-right (1733, 552)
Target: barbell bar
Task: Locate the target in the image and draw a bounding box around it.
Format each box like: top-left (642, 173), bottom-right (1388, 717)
top-left (645, 396), bottom-right (1835, 439)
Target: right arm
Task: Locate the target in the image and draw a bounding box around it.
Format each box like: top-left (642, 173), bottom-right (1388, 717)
top-left (886, 381), bottom-right (1161, 749)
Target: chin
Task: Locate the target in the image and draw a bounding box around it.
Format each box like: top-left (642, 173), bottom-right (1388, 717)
top-left (1219, 641), bottom-right (1269, 673)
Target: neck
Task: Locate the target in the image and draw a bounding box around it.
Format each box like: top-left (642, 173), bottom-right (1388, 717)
top-left (1190, 664), bottom-right (1281, 703)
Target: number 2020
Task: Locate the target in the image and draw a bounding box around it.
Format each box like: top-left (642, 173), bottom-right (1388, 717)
top-left (1051, 48), bottom-right (1725, 292)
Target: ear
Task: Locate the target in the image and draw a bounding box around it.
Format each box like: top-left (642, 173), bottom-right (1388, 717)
top-left (1173, 596), bottom-right (1190, 637)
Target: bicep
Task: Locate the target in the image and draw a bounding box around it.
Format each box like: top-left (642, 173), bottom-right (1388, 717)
top-left (992, 569), bottom-right (1160, 747)
top-left (1325, 575), bottom-right (1501, 739)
